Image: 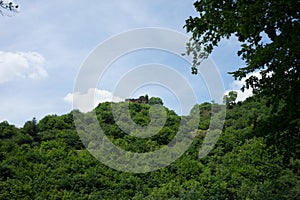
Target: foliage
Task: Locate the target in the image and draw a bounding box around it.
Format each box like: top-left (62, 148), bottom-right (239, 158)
top-left (0, 98), bottom-right (299, 199)
top-left (185, 0), bottom-right (300, 161)
top-left (1, 0), bottom-right (299, 198)
top-left (149, 97), bottom-right (163, 105)
top-left (223, 91), bottom-right (238, 108)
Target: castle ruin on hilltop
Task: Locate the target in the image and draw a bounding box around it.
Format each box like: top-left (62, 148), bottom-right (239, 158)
top-left (125, 95), bottom-right (149, 104)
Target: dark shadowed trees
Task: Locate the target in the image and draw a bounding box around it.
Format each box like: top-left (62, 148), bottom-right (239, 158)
top-left (184, 0), bottom-right (300, 160)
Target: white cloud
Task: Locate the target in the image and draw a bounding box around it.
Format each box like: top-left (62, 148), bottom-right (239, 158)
top-left (64, 88), bottom-right (123, 112)
top-left (0, 51), bottom-right (47, 83)
top-left (0, 0), bottom-right (238, 126)
top-left (226, 71), bottom-right (262, 102)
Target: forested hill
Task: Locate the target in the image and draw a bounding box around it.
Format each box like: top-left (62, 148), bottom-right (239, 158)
top-left (0, 96), bottom-right (299, 199)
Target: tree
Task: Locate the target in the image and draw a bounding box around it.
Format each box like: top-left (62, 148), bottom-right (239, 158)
top-left (0, 1), bottom-right (19, 16)
top-left (223, 91), bottom-right (237, 108)
top-left (149, 97), bottom-right (163, 105)
top-left (184, 0), bottom-right (300, 160)
top-left (185, 0), bottom-right (299, 105)
top-left (22, 118), bottom-right (39, 142)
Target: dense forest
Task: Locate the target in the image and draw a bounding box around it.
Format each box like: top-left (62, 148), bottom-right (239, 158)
top-left (0, 95), bottom-right (299, 199)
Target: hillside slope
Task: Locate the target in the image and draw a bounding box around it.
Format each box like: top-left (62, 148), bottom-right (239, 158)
top-left (0, 97), bottom-right (299, 199)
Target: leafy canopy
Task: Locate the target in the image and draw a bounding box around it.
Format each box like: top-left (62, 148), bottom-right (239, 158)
top-left (1, 100), bottom-right (299, 199)
top-left (184, 0), bottom-right (299, 109)
top-left (184, 0), bottom-right (300, 160)
top-left (223, 91), bottom-right (237, 108)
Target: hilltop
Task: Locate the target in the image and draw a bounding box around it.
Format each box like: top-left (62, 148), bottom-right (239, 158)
top-left (0, 96), bottom-right (299, 199)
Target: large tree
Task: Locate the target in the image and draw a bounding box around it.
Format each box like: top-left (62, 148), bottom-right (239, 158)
top-left (185, 0), bottom-right (299, 160)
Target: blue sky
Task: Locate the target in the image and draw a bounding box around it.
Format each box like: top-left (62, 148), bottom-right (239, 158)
top-left (0, 0), bottom-right (249, 127)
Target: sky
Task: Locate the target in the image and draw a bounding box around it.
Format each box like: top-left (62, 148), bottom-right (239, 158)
top-left (0, 0), bottom-right (251, 127)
